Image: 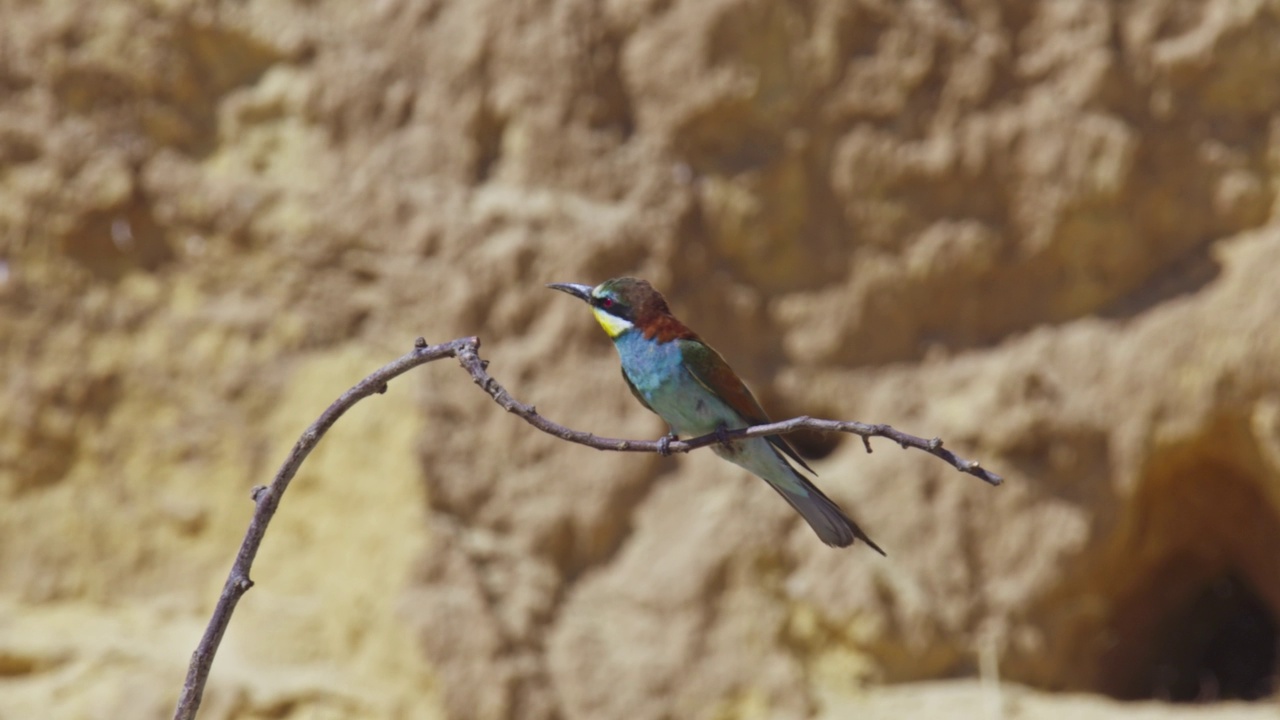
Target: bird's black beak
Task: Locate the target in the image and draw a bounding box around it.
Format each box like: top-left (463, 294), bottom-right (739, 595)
top-left (546, 282), bottom-right (594, 303)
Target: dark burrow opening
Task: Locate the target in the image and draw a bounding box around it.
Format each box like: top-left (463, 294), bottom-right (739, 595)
top-left (1091, 445), bottom-right (1280, 704)
top-left (1101, 572), bottom-right (1279, 702)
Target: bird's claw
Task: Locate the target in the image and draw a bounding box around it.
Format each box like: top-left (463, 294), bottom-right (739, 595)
top-left (657, 432), bottom-right (678, 457)
top-left (714, 423), bottom-right (733, 449)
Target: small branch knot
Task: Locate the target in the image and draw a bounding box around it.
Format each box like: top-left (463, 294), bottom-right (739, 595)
top-left (657, 433), bottom-right (676, 457)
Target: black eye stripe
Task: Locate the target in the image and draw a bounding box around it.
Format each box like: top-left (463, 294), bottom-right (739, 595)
top-left (593, 295), bottom-right (628, 317)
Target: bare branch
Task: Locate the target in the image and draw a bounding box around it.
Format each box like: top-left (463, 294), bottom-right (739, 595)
top-left (173, 337), bottom-right (474, 720)
top-left (174, 336), bottom-right (1001, 719)
top-left (453, 342), bottom-right (1002, 486)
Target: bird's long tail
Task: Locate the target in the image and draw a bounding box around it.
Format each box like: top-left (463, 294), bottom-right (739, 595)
top-left (715, 439), bottom-right (884, 552)
top-left (772, 470), bottom-right (885, 552)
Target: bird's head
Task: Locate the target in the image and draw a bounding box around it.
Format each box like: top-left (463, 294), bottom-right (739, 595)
top-left (547, 277), bottom-right (674, 339)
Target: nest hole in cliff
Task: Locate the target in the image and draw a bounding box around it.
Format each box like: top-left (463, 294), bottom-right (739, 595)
top-left (1094, 451), bottom-right (1280, 703)
top-left (1100, 570), bottom-right (1278, 702)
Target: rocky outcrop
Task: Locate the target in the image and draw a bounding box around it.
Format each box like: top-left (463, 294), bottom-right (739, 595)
top-left (3, 1), bottom-right (1280, 718)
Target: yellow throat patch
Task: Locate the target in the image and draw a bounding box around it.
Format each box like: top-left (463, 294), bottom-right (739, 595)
top-left (591, 307), bottom-right (634, 338)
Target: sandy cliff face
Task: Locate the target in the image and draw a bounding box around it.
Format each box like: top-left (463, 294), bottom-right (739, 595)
top-left (3, 1), bottom-right (1280, 718)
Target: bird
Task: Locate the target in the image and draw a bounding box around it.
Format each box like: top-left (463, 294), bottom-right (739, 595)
top-left (548, 277), bottom-right (883, 552)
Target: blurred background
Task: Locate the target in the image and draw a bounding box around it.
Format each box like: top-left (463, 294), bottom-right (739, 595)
top-left (3, 0), bottom-right (1280, 718)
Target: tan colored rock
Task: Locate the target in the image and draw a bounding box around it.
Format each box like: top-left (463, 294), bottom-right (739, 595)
top-left (2, 0), bottom-right (1280, 718)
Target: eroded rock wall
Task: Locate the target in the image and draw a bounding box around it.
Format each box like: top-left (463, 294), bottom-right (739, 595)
top-left (3, 1), bottom-right (1280, 718)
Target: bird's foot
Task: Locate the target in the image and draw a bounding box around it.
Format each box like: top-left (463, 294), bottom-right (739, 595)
top-left (657, 432), bottom-right (678, 457)
top-left (714, 422), bottom-right (734, 449)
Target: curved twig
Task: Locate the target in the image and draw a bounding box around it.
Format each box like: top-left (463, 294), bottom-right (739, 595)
top-left (173, 337), bottom-right (473, 720)
top-left (453, 341), bottom-right (1001, 486)
top-left (173, 336), bottom-right (1001, 720)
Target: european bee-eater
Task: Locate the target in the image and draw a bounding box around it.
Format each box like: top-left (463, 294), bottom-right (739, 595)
top-left (548, 277), bottom-right (883, 552)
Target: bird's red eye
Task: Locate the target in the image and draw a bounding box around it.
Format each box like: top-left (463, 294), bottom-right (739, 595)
top-left (601, 297), bottom-right (614, 309)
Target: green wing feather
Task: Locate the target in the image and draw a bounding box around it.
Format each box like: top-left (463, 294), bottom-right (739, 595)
top-left (678, 340), bottom-right (816, 475)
